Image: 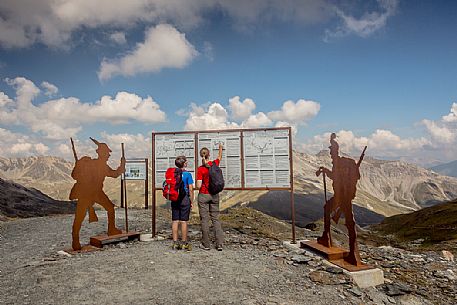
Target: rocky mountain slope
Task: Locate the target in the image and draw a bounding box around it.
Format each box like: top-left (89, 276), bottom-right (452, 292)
top-left (1, 153), bottom-right (457, 220)
top-left (431, 159), bottom-right (457, 178)
top-left (0, 177), bottom-right (75, 219)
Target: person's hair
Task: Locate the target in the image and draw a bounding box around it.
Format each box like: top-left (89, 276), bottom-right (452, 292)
top-left (200, 147), bottom-right (210, 166)
top-left (175, 155), bottom-right (187, 168)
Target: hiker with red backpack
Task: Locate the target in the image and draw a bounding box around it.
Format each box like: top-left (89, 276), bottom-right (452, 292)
top-left (163, 155), bottom-right (194, 251)
top-left (196, 143), bottom-right (224, 251)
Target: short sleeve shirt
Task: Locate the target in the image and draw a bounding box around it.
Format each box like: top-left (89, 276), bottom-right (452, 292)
top-left (196, 159), bottom-right (220, 194)
top-left (181, 171), bottom-right (194, 195)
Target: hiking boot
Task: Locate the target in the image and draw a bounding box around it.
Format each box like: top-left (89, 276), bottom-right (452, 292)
top-left (181, 242), bottom-right (192, 251)
top-left (172, 241), bottom-right (181, 250)
top-left (200, 244), bottom-right (210, 251)
top-left (216, 245), bottom-right (223, 251)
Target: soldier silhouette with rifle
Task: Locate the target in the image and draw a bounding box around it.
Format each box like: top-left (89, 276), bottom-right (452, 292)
top-left (69, 137), bottom-right (126, 251)
top-left (315, 133), bottom-right (367, 265)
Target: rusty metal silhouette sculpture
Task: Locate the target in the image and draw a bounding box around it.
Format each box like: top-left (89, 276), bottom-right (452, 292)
top-left (69, 137), bottom-right (126, 251)
top-left (315, 133), bottom-right (367, 265)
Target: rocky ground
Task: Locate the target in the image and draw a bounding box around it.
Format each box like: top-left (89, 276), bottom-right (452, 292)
top-left (1, 208), bottom-right (456, 305)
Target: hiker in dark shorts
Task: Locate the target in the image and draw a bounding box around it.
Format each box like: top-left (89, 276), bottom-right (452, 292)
top-left (196, 144), bottom-right (224, 250)
top-left (171, 156), bottom-right (194, 251)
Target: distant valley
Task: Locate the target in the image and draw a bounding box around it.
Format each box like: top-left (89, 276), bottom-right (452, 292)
top-left (431, 159), bottom-right (457, 178)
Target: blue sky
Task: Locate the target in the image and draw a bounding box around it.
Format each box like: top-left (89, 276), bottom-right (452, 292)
top-left (0, 0), bottom-right (456, 165)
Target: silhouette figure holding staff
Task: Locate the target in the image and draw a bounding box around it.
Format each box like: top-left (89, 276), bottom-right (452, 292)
top-left (315, 133), bottom-right (366, 265)
top-left (69, 137), bottom-right (126, 251)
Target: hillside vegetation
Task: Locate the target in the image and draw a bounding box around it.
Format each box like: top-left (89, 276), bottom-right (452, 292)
top-left (370, 200), bottom-right (457, 250)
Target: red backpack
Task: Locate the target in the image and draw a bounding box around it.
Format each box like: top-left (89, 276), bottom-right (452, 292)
top-left (162, 168), bottom-right (185, 202)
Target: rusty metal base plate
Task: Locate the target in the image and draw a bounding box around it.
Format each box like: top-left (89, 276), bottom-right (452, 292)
top-left (65, 244), bottom-right (101, 254)
top-left (300, 240), bottom-right (349, 260)
top-left (330, 258), bottom-right (374, 272)
top-left (301, 240), bottom-right (375, 272)
top-left (90, 231), bottom-right (140, 248)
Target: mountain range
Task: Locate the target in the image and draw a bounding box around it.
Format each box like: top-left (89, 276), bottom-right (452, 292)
top-left (1, 152), bottom-right (456, 223)
top-left (431, 160), bottom-right (457, 178)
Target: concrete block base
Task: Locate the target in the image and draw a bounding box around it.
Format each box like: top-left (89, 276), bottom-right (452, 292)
top-left (139, 233), bottom-right (165, 242)
top-left (284, 240), bottom-right (385, 288)
top-left (346, 268), bottom-right (384, 288)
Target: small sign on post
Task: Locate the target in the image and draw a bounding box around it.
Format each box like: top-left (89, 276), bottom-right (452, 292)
top-left (121, 159), bottom-right (149, 209)
top-left (125, 162), bottom-right (147, 180)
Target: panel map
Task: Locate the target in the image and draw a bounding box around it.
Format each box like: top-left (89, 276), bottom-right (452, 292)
top-left (198, 131), bottom-right (242, 188)
top-left (243, 129), bottom-right (290, 187)
top-left (154, 133), bottom-right (195, 187)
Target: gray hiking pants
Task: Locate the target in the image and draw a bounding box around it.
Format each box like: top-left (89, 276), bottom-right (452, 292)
top-left (198, 193), bottom-right (224, 247)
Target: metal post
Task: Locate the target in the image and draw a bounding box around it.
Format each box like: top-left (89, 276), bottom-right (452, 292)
top-left (151, 133), bottom-right (156, 237)
top-left (288, 127), bottom-right (296, 244)
top-left (124, 178), bottom-right (128, 232)
top-left (240, 130), bottom-right (245, 188)
top-left (145, 158), bottom-right (149, 210)
top-left (121, 143), bottom-right (128, 232)
top-left (194, 133), bottom-right (198, 209)
top-left (120, 177), bottom-right (124, 208)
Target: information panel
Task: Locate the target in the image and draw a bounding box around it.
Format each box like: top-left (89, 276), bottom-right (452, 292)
top-left (198, 131), bottom-right (242, 188)
top-left (154, 133), bottom-right (195, 187)
top-left (153, 127), bottom-right (291, 189)
top-left (243, 129), bottom-right (290, 187)
top-left (124, 161), bottom-right (147, 180)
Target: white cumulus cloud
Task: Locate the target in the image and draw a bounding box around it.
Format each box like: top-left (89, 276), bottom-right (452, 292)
top-left (34, 143), bottom-right (50, 155)
top-left (101, 132), bottom-right (151, 159)
top-left (267, 99), bottom-right (320, 124)
top-left (0, 128), bottom-right (51, 157)
top-left (98, 24), bottom-right (198, 81)
top-left (229, 96), bottom-right (256, 121)
top-left (301, 129), bottom-right (429, 158)
top-left (184, 97), bottom-right (319, 132)
top-left (442, 102), bottom-right (457, 123)
top-left (0, 77), bottom-right (166, 140)
top-left (185, 103), bottom-right (237, 131)
top-left (89, 92), bottom-right (166, 124)
top-left (241, 112), bottom-right (272, 128)
top-left (40, 81), bottom-right (58, 96)
top-left (422, 119), bottom-right (455, 144)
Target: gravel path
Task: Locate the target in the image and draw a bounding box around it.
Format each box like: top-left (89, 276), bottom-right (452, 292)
top-left (0, 209), bottom-right (440, 305)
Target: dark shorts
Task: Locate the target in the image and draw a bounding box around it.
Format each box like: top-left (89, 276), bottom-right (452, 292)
top-left (171, 195), bottom-right (191, 221)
